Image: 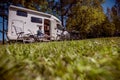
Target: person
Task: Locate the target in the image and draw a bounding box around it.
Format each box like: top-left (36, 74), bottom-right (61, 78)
top-left (37, 25), bottom-right (51, 41)
top-left (37, 26), bottom-right (44, 38)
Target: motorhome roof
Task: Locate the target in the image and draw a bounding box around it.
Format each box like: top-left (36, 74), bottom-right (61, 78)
top-left (9, 5), bottom-right (61, 23)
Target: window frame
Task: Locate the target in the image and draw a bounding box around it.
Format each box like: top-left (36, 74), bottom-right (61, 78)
top-left (16, 10), bottom-right (28, 17)
top-left (31, 17), bottom-right (42, 24)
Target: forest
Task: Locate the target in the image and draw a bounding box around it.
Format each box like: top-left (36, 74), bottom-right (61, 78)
top-left (0, 0), bottom-right (120, 40)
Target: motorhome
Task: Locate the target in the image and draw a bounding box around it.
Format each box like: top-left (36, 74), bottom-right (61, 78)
top-left (7, 5), bottom-right (65, 42)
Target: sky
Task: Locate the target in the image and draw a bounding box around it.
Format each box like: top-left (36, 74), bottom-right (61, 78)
top-left (102, 0), bottom-right (116, 13)
top-left (0, 0), bottom-right (116, 40)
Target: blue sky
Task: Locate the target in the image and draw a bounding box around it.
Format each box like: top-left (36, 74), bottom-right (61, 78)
top-left (0, 0), bottom-right (116, 40)
top-left (102, 0), bottom-right (115, 13)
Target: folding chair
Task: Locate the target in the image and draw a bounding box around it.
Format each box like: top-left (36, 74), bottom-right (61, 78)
top-left (13, 25), bottom-right (24, 40)
top-left (13, 26), bottom-right (35, 43)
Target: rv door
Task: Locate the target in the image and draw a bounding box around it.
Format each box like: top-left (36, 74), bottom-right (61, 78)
top-left (50, 20), bottom-right (57, 40)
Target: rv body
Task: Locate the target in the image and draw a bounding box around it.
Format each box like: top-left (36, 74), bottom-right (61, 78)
top-left (7, 5), bottom-right (64, 41)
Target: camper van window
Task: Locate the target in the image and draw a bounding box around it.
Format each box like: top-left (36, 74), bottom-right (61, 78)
top-left (31, 17), bottom-right (42, 23)
top-left (17, 10), bottom-right (27, 17)
top-left (57, 24), bottom-right (64, 30)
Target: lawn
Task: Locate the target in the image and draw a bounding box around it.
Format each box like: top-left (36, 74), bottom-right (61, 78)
top-left (0, 37), bottom-right (120, 80)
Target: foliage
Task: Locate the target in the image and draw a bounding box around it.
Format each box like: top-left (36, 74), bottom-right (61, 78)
top-left (113, 17), bottom-right (120, 36)
top-left (111, 0), bottom-right (120, 36)
top-left (102, 18), bottom-right (116, 36)
top-left (1, 0), bottom-right (49, 11)
top-left (0, 37), bottom-right (120, 80)
top-left (89, 17), bottom-right (116, 38)
top-left (67, 4), bottom-right (105, 38)
top-left (66, 0), bottom-right (120, 39)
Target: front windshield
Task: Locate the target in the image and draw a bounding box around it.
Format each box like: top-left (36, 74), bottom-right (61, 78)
top-left (57, 24), bottom-right (64, 30)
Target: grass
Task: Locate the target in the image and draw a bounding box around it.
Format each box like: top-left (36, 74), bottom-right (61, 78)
top-left (0, 37), bottom-right (120, 80)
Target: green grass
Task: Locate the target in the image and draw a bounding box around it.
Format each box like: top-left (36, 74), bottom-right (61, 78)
top-left (0, 37), bottom-right (120, 80)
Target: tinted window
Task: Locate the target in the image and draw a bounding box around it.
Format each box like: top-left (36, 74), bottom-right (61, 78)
top-left (31, 17), bottom-right (42, 23)
top-left (57, 24), bottom-right (64, 30)
top-left (17, 10), bottom-right (27, 17)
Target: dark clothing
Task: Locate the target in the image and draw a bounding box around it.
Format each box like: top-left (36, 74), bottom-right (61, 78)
top-left (37, 30), bottom-right (44, 37)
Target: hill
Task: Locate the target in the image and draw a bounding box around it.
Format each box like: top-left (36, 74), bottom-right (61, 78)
top-left (0, 37), bottom-right (120, 80)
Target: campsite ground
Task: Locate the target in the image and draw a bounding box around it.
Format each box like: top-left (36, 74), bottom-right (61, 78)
top-left (0, 37), bottom-right (120, 80)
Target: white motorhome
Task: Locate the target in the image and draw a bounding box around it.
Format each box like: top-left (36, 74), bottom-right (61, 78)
top-left (7, 5), bottom-right (65, 41)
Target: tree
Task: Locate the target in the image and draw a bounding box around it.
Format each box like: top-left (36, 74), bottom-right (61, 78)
top-left (66, 0), bottom-right (105, 38)
top-left (0, 0), bottom-right (49, 12)
top-left (111, 0), bottom-right (120, 36)
top-left (47, 0), bottom-right (77, 26)
top-left (102, 18), bottom-right (115, 37)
